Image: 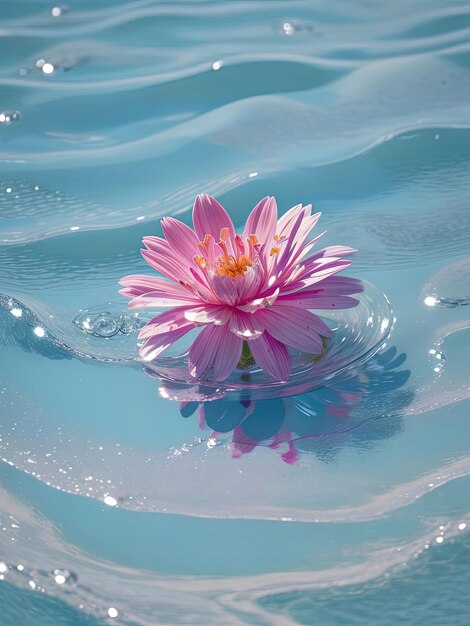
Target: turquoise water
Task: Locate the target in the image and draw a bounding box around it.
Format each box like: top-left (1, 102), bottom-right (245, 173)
top-left (1, 0), bottom-right (470, 624)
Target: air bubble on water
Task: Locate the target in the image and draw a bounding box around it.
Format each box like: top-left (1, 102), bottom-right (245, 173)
top-left (88, 313), bottom-right (118, 338)
top-left (74, 309), bottom-right (145, 338)
top-left (119, 312), bottom-right (143, 334)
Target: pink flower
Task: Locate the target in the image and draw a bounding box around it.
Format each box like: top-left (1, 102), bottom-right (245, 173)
top-left (119, 195), bottom-right (362, 382)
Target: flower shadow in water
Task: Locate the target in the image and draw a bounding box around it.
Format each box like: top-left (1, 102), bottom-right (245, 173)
top-left (178, 347), bottom-right (412, 464)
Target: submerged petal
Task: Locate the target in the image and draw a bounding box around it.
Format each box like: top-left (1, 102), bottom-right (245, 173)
top-left (250, 332), bottom-right (291, 382)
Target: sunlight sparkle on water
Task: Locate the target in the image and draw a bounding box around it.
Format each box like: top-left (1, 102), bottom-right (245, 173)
top-left (424, 295), bottom-right (438, 307)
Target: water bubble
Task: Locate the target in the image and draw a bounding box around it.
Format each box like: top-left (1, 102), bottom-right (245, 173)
top-left (90, 313), bottom-right (119, 338)
top-left (119, 313), bottom-right (144, 334)
top-left (74, 309), bottom-right (144, 338)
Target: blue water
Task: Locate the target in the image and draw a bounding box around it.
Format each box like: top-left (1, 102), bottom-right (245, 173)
top-left (1, 1), bottom-right (470, 624)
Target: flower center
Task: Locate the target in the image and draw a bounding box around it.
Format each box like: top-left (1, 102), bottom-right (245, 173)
top-left (194, 227), bottom-right (283, 280)
top-left (216, 254), bottom-right (252, 279)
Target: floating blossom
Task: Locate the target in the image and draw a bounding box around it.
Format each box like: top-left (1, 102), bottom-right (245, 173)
top-left (119, 195), bottom-right (362, 381)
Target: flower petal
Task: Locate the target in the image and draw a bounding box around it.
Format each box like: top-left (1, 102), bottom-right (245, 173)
top-left (295, 246), bottom-right (358, 280)
top-left (276, 204), bottom-right (303, 238)
top-left (304, 275), bottom-right (364, 295)
top-left (276, 293), bottom-right (360, 309)
top-left (282, 259), bottom-right (353, 293)
top-left (250, 332), bottom-right (291, 381)
top-left (209, 273), bottom-right (238, 305)
top-left (213, 325), bottom-right (243, 381)
top-left (236, 258), bottom-right (266, 302)
top-left (237, 287), bottom-right (280, 313)
top-left (255, 306), bottom-right (328, 352)
top-left (189, 324), bottom-right (242, 380)
top-left (229, 309), bottom-right (264, 339)
top-left (141, 246), bottom-right (192, 284)
top-left (128, 289), bottom-right (200, 309)
top-left (138, 307), bottom-right (192, 339)
top-left (119, 274), bottom-right (193, 299)
top-left (243, 196), bottom-right (278, 243)
top-left (140, 323), bottom-right (195, 361)
top-left (192, 194), bottom-right (235, 242)
top-left (161, 217), bottom-right (199, 262)
top-left (184, 305), bottom-right (232, 326)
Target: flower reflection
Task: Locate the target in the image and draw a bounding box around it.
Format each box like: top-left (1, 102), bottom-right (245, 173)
top-left (176, 347), bottom-right (411, 463)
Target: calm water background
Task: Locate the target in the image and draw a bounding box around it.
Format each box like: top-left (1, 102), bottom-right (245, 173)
top-left (1, 0), bottom-right (470, 624)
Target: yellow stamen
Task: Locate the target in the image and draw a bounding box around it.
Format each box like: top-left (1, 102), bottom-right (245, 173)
top-left (220, 227), bottom-right (229, 241)
top-left (249, 234), bottom-right (258, 245)
top-left (273, 234), bottom-right (280, 241)
top-left (218, 239), bottom-right (230, 258)
top-left (198, 234), bottom-right (212, 250)
top-left (194, 255), bottom-right (207, 268)
top-left (270, 246), bottom-right (281, 256)
top-left (217, 254), bottom-right (252, 279)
